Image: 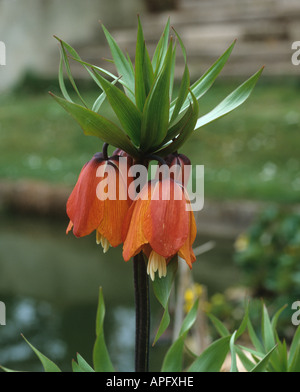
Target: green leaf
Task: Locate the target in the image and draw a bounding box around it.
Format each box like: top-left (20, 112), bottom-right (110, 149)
top-left (22, 335), bottom-right (61, 372)
top-left (169, 42), bottom-right (177, 101)
top-left (153, 257), bottom-right (178, 308)
top-left (92, 70), bottom-right (142, 145)
top-left (247, 317), bottom-right (264, 354)
top-left (236, 346), bottom-right (256, 372)
top-left (161, 334), bottom-right (186, 372)
top-left (289, 344), bottom-right (300, 372)
top-left (288, 326), bottom-right (300, 368)
top-left (102, 24), bottom-right (135, 102)
top-left (157, 91), bottom-right (199, 156)
top-left (153, 306), bottom-right (171, 346)
top-left (58, 48), bottom-right (73, 102)
top-left (230, 331), bottom-right (238, 372)
top-left (250, 345), bottom-right (277, 372)
top-left (152, 18), bottom-right (170, 75)
top-left (179, 299), bottom-right (199, 337)
top-left (271, 304), bottom-right (287, 332)
top-left (195, 67), bottom-right (264, 130)
top-left (152, 257), bottom-right (178, 345)
top-left (161, 299), bottom-right (200, 372)
top-left (236, 302), bottom-right (249, 339)
top-left (0, 366), bottom-right (20, 373)
top-left (140, 41), bottom-right (173, 151)
top-left (262, 303), bottom-right (276, 353)
top-left (76, 354), bottom-right (94, 372)
top-left (170, 64), bottom-right (190, 124)
top-left (72, 360), bottom-right (85, 373)
top-left (93, 288), bottom-right (114, 372)
top-left (188, 336), bottom-right (231, 372)
top-left (207, 313), bottom-right (231, 338)
top-left (135, 16), bottom-right (147, 111)
top-left (58, 39), bottom-right (87, 108)
top-left (50, 93), bottom-right (139, 158)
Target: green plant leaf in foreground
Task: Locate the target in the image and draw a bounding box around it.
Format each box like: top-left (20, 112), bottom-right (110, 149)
top-left (188, 336), bottom-right (231, 372)
top-left (22, 334), bottom-right (61, 372)
top-left (152, 257), bottom-right (178, 345)
top-left (93, 288), bottom-right (115, 372)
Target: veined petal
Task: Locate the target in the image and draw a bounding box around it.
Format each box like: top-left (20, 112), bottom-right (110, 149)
top-left (178, 206), bottom-right (197, 268)
top-left (143, 179), bottom-right (189, 258)
top-left (122, 183), bottom-right (152, 261)
top-left (66, 154), bottom-right (105, 237)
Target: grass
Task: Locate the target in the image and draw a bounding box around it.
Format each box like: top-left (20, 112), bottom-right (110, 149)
top-left (0, 78), bottom-right (299, 203)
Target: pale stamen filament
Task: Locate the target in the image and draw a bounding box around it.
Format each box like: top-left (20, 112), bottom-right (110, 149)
top-left (147, 250), bottom-right (167, 281)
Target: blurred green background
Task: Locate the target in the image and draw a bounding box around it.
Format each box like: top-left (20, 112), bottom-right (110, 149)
top-left (0, 0), bottom-right (299, 372)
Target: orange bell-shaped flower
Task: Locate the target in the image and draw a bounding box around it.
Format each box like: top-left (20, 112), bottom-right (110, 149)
top-left (122, 178), bottom-right (197, 280)
top-left (66, 151), bottom-right (132, 252)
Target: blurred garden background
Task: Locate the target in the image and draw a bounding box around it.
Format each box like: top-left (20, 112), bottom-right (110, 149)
top-left (0, 0), bottom-right (299, 371)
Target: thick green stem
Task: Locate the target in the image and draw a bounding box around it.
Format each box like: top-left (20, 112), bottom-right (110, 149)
top-left (133, 252), bottom-right (150, 372)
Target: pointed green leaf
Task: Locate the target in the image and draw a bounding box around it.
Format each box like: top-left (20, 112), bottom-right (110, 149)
top-left (236, 346), bottom-right (256, 372)
top-left (289, 345), bottom-right (300, 372)
top-left (271, 304), bottom-right (287, 332)
top-left (58, 48), bottom-right (73, 102)
top-left (153, 305), bottom-right (171, 345)
top-left (0, 366), bottom-right (20, 373)
top-left (152, 18), bottom-right (170, 75)
top-left (92, 70), bottom-right (142, 145)
top-left (188, 336), bottom-right (231, 372)
top-left (50, 93), bottom-right (139, 157)
top-left (22, 335), bottom-right (61, 372)
top-left (288, 326), bottom-right (300, 368)
top-left (102, 24), bottom-right (135, 101)
top-left (76, 354), bottom-right (95, 372)
top-left (207, 313), bottom-right (231, 338)
top-left (262, 303), bottom-right (276, 353)
top-left (58, 40), bottom-right (87, 107)
top-left (179, 299), bottom-right (199, 337)
top-left (152, 257), bottom-right (178, 345)
top-left (195, 67), bottom-right (264, 130)
top-left (251, 345), bottom-right (277, 372)
top-left (72, 360), bottom-right (85, 373)
top-left (170, 64), bottom-right (190, 124)
top-left (236, 302), bottom-right (249, 339)
top-left (140, 41), bottom-right (173, 151)
top-left (135, 16), bottom-right (147, 111)
top-left (156, 91), bottom-right (199, 156)
top-left (161, 334), bottom-right (186, 372)
top-left (169, 42), bottom-right (177, 101)
top-left (153, 257), bottom-right (178, 308)
top-left (230, 331), bottom-right (239, 372)
top-left (247, 318), bottom-right (264, 354)
top-left (93, 288), bottom-right (114, 372)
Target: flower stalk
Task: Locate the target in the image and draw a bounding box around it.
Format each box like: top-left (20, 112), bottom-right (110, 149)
top-left (133, 252), bottom-right (150, 372)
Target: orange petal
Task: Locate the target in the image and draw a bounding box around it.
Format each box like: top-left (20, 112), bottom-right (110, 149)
top-left (66, 154), bottom-right (105, 237)
top-left (122, 183), bottom-right (152, 261)
top-left (96, 166), bottom-right (132, 247)
top-left (178, 208), bottom-right (197, 268)
top-left (143, 180), bottom-right (189, 258)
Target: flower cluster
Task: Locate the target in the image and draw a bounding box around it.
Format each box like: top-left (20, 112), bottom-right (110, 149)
top-left (66, 149), bottom-right (197, 280)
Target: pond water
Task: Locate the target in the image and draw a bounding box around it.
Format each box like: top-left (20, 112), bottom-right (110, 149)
top-left (0, 212), bottom-right (240, 372)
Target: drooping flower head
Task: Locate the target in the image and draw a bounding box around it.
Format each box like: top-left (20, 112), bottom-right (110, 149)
top-left (66, 151), bottom-right (133, 252)
top-left (122, 177), bottom-right (197, 281)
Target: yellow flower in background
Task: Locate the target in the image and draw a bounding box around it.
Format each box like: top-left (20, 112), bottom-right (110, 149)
top-left (184, 283), bottom-right (204, 313)
top-left (234, 234), bottom-right (249, 252)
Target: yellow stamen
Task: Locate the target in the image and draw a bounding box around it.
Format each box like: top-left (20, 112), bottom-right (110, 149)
top-left (96, 232), bottom-right (110, 253)
top-left (147, 251), bottom-right (167, 281)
